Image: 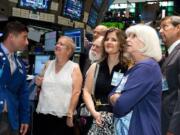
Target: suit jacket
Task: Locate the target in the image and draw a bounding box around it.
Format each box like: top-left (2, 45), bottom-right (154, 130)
top-left (0, 45), bottom-right (29, 130)
top-left (161, 43), bottom-right (180, 135)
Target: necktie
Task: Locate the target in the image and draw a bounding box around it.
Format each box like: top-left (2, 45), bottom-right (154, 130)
top-left (8, 54), bottom-right (15, 74)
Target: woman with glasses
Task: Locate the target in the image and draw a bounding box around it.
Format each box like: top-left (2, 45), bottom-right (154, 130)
top-left (35, 36), bottom-right (83, 135)
top-left (83, 28), bottom-right (129, 135)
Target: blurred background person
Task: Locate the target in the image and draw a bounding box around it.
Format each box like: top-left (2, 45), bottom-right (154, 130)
top-left (159, 16), bottom-right (180, 135)
top-left (77, 36), bottom-right (104, 135)
top-left (93, 25), bottom-right (108, 40)
top-left (83, 28), bottom-right (128, 135)
top-left (88, 36), bottom-right (104, 63)
top-left (110, 24), bottom-right (162, 135)
top-left (76, 25), bottom-right (109, 135)
top-left (81, 25), bottom-right (108, 76)
top-left (0, 21), bottom-right (29, 135)
top-left (35, 36), bottom-right (83, 135)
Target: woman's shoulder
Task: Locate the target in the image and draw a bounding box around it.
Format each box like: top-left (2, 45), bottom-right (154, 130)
top-left (68, 60), bottom-right (79, 67)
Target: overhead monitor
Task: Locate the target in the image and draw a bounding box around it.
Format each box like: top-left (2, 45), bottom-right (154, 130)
top-left (87, 8), bottom-right (98, 28)
top-left (18, 0), bottom-right (52, 11)
top-left (44, 31), bottom-right (57, 51)
top-left (63, 28), bottom-right (84, 53)
top-left (34, 55), bottom-right (50, 75)
top-left (62, 0), bottom-right (84, 21)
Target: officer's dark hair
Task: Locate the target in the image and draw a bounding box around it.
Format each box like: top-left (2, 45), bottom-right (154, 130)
top-left (3, 21), bottom-right (28, 41)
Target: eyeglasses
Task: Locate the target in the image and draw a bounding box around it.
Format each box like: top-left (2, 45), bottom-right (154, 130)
top-left (91, 44), bottom-right (102, 49)
top-left (55, 42), bottom-right (68, 49)
top-left (159, 24), bottom-right (174, 31)
top-left (126, 33), bottom-right (136, 39)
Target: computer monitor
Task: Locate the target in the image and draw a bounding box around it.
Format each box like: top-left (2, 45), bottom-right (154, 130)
top-left (18, 0), bottom-right (52, 11)
top-left (87, 8), bottom-right (98, 28)
top-left (44, 31), bottom-right (57, 52)
top-left (62, 0), bottom-right (84, 21)
top-left (63, 28), bottom-right (84, 53)
top-left (34, 55), bottom-right (50, 75)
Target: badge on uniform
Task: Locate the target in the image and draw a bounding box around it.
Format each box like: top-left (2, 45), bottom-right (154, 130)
top-left (162, 77), bottom-right (169, 91)
top-left (115, 75), bottom-right (129, 93)
top-left (0, 69), bottom-right (3, 78)
top-left (111, 71), bottom-right (124, 86)
top-left (0, 52), bottom-right (3, 57)
top-left (0, 64), bottom-right (5, 78)
top-left (19, 68), bottom-right (24, 74)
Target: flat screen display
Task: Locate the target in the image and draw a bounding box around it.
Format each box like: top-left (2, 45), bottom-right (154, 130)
top-left (18, 0), bottom-right (51, 11)
top-left (87, 8), bottom-right (98, 28)
top-left (63, 28), bottom-right (84, 53)
top-left (62, 0), bottom-right (84, 20)
top-left (44, 31), bottom-right (57, 51)
top-left (34, 55), bottom-right (50, 75)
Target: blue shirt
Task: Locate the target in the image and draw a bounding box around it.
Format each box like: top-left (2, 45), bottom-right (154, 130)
top-left (111, 58), bottom-right (162, 135)
top-left (0, 43), bottom-right (30, 130)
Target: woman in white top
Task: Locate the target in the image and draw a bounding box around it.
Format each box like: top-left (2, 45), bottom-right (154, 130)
top-left (35, 36), bottom-right (83, 135)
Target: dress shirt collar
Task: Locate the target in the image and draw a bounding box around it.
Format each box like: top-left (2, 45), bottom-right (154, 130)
top-left (0, 42), bottom-right (10, 55)
top-left (168, 39), bottom-right (180, 55)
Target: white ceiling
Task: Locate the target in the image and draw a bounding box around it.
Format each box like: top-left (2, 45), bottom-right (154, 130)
top-left (113, 0), bottom-right (158, 4)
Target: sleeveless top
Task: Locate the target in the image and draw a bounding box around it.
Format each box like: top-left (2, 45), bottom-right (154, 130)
top-left (36, 60), bottom-right (76, 118)
top-left (95, 59), bottom-right (127, 106)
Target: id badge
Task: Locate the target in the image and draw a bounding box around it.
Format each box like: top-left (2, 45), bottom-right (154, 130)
top-left (0, 100), bottom-right (4, 112)
top-left (115, 76), bottom-right (128, 93)
top-left (111, 72), bottom-right (124, 86)
top-left (0, 68), bottom-right (3, 78)
top-left (0, 64), bottom-right (5, 78)
top-left (162, 77), bottom-right (169, 91)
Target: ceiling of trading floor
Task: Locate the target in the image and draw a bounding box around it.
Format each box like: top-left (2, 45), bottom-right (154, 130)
top-left (113, 0), bottom-right (158, 4)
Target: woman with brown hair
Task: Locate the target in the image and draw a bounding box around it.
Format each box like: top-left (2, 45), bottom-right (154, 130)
top-left (83, 28), bottom-right (128, 135)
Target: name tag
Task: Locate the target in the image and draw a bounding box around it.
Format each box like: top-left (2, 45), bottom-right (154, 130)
top-left (0, 69), bottom-right (2, 78)
top-left (115, 76), bottom-right (129, 93)
top-left (162, 77), bottom-right (169, 91)
top-left (111, 72), bottom-right (124, 86)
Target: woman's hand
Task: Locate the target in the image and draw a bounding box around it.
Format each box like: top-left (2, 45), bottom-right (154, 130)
top-left (66, 116), bottom-right (74, 127)
top-left (93, 111), bottom-right (104, 127)
top-left (35, 76), bottom-right (43, 86)
top-left (109, 93), bottom-right (121, 105)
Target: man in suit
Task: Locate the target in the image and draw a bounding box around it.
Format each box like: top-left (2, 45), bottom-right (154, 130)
top-left (0, 21), bottom-right (29, 135)
top-left (160, 16), bottom-right (180, 135)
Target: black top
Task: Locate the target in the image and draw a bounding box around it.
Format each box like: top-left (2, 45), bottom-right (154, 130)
top-left (95, 59), bottom-right (127, 105)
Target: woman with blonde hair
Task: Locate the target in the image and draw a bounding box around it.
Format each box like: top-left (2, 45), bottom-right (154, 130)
top-left (110, 24), bottom-right (162, 135)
